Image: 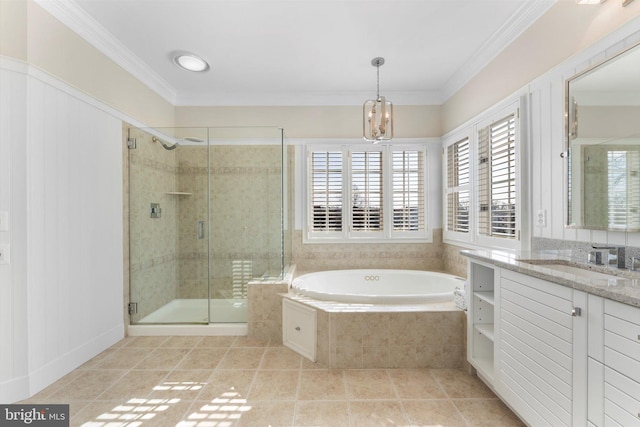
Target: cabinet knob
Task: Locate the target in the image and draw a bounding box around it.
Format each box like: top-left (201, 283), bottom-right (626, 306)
top-left (571, 307), bottom-right (582, 317)
top-left (295, 326), bottom-right (300, 331)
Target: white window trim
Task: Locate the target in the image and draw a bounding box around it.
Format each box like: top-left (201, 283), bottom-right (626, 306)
top-left (443, 98), bottom-right (525, 251)
top-left (303, 140), bottom-right (431, 244)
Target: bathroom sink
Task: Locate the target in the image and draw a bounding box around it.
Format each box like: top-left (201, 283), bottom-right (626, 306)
top-left (517, 259), bottom-right (623, 281)
top-left (536, 264), bottom-right (619, 281)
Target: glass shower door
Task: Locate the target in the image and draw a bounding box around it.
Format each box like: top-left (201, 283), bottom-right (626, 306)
top-left (128, 127), bottom-right (210, 324)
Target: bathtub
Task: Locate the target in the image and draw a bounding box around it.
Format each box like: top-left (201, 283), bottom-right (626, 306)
top-left (291, 269), bottom-right (462, 304)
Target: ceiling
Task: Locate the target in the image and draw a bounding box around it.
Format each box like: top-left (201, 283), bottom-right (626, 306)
top-left (49, 0), bottom-right (556, 106)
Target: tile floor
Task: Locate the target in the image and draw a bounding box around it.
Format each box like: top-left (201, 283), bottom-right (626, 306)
top-left (22, 335), bottom-right (525, 426)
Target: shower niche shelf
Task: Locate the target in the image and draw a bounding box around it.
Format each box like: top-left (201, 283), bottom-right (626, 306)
top-left (165, 192), bottom-right (192, 196)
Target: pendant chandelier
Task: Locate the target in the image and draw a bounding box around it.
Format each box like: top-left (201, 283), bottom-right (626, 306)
top-left (363, 57), bottom-right (393, 142)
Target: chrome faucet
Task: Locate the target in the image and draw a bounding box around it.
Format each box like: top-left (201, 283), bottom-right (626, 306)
top-left (591, 245), bottom-right (626, 269)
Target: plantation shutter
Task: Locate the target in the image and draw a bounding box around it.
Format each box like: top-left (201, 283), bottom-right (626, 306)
top-left (446, 138), bottom-right (470, 233)
top-left (310, 151), bottom-right (343, 231)
top-left (478, 114), bottom-right (517, 238)
top-left (392, 150), bottom-right (424, 231)
top-left (351, 151), bottom-right (383, 231)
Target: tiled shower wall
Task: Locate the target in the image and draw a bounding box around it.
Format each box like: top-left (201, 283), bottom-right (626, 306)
top-left (176, 145), bottom-right (284, 299)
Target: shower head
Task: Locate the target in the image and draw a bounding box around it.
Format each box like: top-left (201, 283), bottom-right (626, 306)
top-left (152, 136), bottom-right (179, 150)
top-left (181, 137), bottom-right (205, 143)
top-left (152, 136), bottom-right (205, 150)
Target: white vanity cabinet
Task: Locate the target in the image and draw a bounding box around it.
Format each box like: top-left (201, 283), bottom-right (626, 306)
top-left (588, 297), bottom-right (640, 427)
top-left (498, 269), bottom-right (586, 426)
top-left (467, 260), bottom-right (590, 426)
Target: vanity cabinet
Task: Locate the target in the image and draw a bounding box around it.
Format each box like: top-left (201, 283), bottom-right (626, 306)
top-left (588, 296), bottom-right (640, 427)
top-left (499, 269), bottom-right (584, 426)
top-left (467, 260), bottom-right (593, 426)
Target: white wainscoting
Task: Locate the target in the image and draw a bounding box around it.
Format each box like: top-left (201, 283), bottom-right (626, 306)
top-left (0, 57), bottom-right (125, 402)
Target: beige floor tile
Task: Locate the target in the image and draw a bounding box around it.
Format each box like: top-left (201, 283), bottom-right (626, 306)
top-left (71, 398), bottom-right (191, 427)
top-left (403, 399), bottom-right (467, 426)
top-left (235, 400), bottom-right (295, 427)
top-left (388, 369), bottom-right (447, 399)
top-left (136, 347), bottom-right (190, 370)
top-left (123, 336), bottom-right (169, 348)
top-left (98, 346), bottom-right (155, 370)
top-left (176, 347), bottom-right (227, 370)
top-left (77, 347), bottom-right (119, 369)
top-left (183, 399), bottom-right (249, 426)
top-left (431, 368), bottom-right (496, 398)
top-left (160, 335), bottom-right (203, 348)
top-left (349, 400), bottom-right (408, 426)
top-left (295, 400), bottom-right (350, 426)
top-left (260, 346), bottom-right (303, 369)
top-left (297, 370), bottom-right (346, 401)
top-left (197, 369), bottom-right (256, 401)
top-left (218, 347), bottom-right (265, 369)
top-left (232, 336), bottom-right (270, 347)
top-left (148, 369), bottom-right (212, 399)
top-left (48, 369), bottom-right (128, 402)
top-left (343, 369), bottom-right (397, 400)
top-left (97, 369), bottom-right (170, 400)
top-left (249, 370), bottom-right (300, 400)
top-left (454, 398), bottom-right (526, 427)
top-left (197, 335), bottom-right (237, 348)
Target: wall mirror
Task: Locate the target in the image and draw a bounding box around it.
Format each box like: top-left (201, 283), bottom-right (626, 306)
top-left (566, 41), bottom-right (640, 231)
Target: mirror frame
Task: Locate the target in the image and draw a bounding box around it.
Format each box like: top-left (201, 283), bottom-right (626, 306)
top-left (564, 40), bottom-right (640, 231)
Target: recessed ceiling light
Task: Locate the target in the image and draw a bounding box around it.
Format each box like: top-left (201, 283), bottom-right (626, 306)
top-left (173, 52), bottom-right (209, 72)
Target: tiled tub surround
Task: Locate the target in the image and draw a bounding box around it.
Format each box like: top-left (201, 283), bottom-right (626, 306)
top-left (291, 229), bottom-right (445, 275)
top-left (283, 294), bottom-right (465, 369)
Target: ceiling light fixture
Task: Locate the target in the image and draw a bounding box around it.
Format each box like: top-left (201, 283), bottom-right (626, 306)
top-left (173, 52), bottom-right (209, 72)
top-left (363, 57), bottom-right (393, 143)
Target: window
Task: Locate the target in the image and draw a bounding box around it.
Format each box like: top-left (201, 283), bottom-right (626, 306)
top-left (306, 144), bottom-right (428, 242)
top-left (445, 137), bottom-right (470, 234)
top-left (443, 101), bottom-right (521, 250)
top-left (477, 114), bottom-right (517, 241)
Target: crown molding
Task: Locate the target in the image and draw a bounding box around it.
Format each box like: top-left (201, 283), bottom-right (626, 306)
top-left (440, 0), bottom-right (557, 103)
top-left (34, 0), bottom-right (178, 105)
top-left (175, 90), bottom-right (443, 107)
top-left (34, 0), bottom-right (555, 107)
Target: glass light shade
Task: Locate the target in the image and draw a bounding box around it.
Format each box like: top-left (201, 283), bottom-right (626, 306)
top-left (173, 54), bottom-right (209, 72)
top-left (363, 96), bottom-right (393, 142)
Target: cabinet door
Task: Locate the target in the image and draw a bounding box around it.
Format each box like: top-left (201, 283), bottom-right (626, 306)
top-left (499, 271), bottom-right (574, 426)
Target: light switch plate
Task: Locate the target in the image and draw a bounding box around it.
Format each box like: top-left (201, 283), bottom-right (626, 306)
top-left (0, 244), bottom-right (9, 265)
top-left (0, 211), bottom-right (8, 231)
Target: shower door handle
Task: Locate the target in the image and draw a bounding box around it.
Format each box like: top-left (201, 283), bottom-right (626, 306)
top-left (197, 221), bottom-right (206, 240)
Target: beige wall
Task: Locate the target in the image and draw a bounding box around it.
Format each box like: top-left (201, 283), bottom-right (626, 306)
top-left (1, 0), bottom-right (175, 127)
top-left (442, 0), bottom-right (640, 133)
top-left (176, 105), bottom-right (441, 138)
top-left (0, 0), bottom-right (27, 60)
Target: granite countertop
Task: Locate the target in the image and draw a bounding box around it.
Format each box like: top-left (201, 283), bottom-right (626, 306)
top-left (461, 249), bottom-right (640, 308)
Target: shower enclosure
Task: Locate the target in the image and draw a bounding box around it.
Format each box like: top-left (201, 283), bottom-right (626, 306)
top-left (126, 126), bottom-right (290, 324)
